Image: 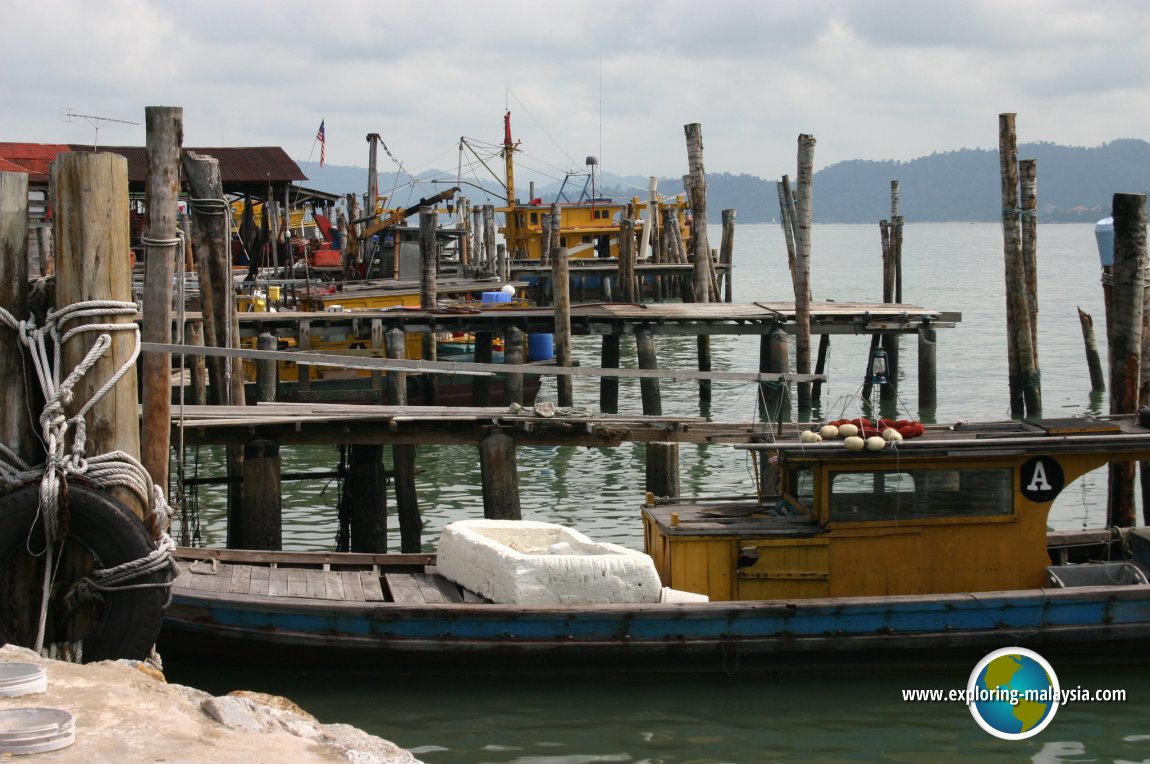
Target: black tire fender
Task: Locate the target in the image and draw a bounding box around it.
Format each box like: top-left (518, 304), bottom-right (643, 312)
top-left (0, 482), bottom-right (168, 662)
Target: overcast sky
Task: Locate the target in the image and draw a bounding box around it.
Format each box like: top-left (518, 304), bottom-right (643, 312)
top-left (3, 0), bottom-right (1148, 191)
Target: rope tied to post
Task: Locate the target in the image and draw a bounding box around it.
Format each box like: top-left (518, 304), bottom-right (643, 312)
top-left (0, 297), bottom-right (177, 656)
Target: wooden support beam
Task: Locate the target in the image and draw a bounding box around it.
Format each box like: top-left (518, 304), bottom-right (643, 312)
top-left (345, 445), bottom-right (387, 553)
top-left (479, 429), bottom-right (521, 520)
top-left (240, 439), bottom-right (282, 550)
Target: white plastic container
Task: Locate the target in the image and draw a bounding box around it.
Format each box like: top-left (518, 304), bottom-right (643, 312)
top-left (437, 519), bottom-right (663, 605)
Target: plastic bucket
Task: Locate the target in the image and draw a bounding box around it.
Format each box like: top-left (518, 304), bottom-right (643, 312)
top-left (0, 708), bottom-right (75, 755)
top-left (482, 291), bottom-right (512, 304)
top-left (528, 333), bottom-right (554, 361)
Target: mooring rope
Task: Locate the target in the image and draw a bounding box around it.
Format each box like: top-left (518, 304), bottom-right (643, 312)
top-left (0, 296), bottom-right (177, 656)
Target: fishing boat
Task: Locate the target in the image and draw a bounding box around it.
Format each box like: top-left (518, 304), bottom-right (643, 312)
top-left (160, 414), bottom-right (1150, 671)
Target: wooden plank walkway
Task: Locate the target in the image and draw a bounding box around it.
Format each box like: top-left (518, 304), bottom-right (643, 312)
top-left (173, 560), bottom-right (480, 604)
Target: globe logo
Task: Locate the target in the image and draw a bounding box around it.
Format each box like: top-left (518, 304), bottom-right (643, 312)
top-left (967, 647), bottom-right (1060, 739)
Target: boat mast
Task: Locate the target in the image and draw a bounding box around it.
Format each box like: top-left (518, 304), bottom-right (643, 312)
top-left (502, 111), bottom-right (516, 207)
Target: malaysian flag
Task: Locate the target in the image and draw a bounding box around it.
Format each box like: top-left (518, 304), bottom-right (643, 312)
top-left (316, 120), bottom-right (326, 167)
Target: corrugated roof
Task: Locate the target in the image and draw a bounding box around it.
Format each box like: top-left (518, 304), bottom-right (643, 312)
top-left (0, 143), bottom-right (73, 183)
top-left (88, 146), bottom-right (306, 188)
top-left (0, 143), bottom-right (306, 194)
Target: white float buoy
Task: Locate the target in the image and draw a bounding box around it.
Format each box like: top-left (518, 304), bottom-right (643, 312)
top-left (843, 435), bottom-right (865, 451)
top-left (866, 436), bottom-right (887, 451)
top-left (882, 428), bottom-right (903, 442)
top-left (819, 425), bottom-right (839, 440)
top-left (799, 430), bottom-right (821, 443)
top-left (838, 423), bottom-right (860, 438)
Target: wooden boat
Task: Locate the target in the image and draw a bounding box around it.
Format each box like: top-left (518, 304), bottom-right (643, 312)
top-left (160, 415), bottom-right (1150, 670)
top-left (488, 112), bottom-right (692, 263)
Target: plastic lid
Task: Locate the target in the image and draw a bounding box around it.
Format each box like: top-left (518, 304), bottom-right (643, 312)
top-left (0, 707), bottom-right (76, 754)
top-left (0, 664), bottom-right (47, 697)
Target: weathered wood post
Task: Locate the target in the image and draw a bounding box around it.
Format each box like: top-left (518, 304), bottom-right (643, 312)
top-left (183, 151), bottom-right (246, 532)
top-left (540, 211), bottom-right (552, 265)
top-left (483, 205), bottom-right (497, 273)
top-left (140, 106), bottom-right (183, 498)
top-left (617, 217), bottom-right (636, 302)
top-left (600, 332), bottom-right (621, 413)
top-left (636, 325), bottom-right (679, 497)
top-left (480, 429), bottom-right (521, 519)
top-left (684, 125), bottom-right (713, 405)
top-left (793, 135), bottom-right (816, 420)
top-left (1077, 307), bottom-right (1106, 392)
top-left (879, 181), bottom-right (902, 410)
top-left (1108, 193), bottom-right (1146, 527)
top-left (385, 327), bottom-right (407, 405)
top-left (473, 332), bottom-right (493, 406)
top-left (183, 151), bottom-right (244, 406)
top-left (392, 444), bottom-right (421, 552)
top-left (0, 171), bottom-right (39, 467)
top-left (188, 320), bottom-right (206, 405)
top-left (240, 440), bottom-right (281, 550)
top-left (760, 324), bottom-right (790, 423)
top-left (345, 445), bottom-right (387, 552)
top-left (918, 323), bottom-right (938, 418)
top-left (504, 326), bottom-right (525, 406)
top-left (256, 332), bottom-right (278, 402)
top-left (53, 152), bottom-right (144, 518)
top-left (720, 209), bottom-right (736, 303)
top-left (1020, 160), bottom-right (1040, 356)
top-left (419, 206), bottom-right (438, 404)
top-left (553, 246), bottom-right (573, 407)
top-left (999, 113), bottom-right (1040, 418)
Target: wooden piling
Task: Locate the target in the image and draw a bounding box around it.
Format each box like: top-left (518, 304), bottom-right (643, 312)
top-left (548, 203), bottom-right (561, 267)
top-left (553, 246), bottom-right (573, 406)
top-left (811, 334), bottom-right (830, 411)
top-left (617, 217), bottom-right (636, 302)
top-left (504, 327), bottom-right (525, 406)
top-left (684, 124), bottom-right (711, 304)
top-left (1107, 192), bottom-right (1146, 527)
top-left (239, 439), bottom-right (281, 550)
top-left (1020, 160), bottom-right (1040, 355)
top-left (760, 324), bottom-right (790, 423)
top-left (188, 320), bottom-right (206, 405)
top-left (473, 332), bottom-right (493, 406)
top-left (345, 445), bottom-right (387, 553)
top-left (419, 207), bottom-right (438, 404)
top-left (256, 332), bottom-right (278, 402)
top-left (0, 171), bottom-right (38, 466)
top-left (918, 324), bottom-right (938, 417)
top-left (479, 429), bottom-right (521, 520)
top-left (483, 205), bottom-right (497, 273)
top-left (53, 152), bottom-right (143, 518)
top-left (1077, 307), bottom-right (1105, 392)
top-left (183, 151), bottom-right (244, 407)
top-left (720, 209), bottom-right (736, 303)
top-left (793, 135), bottom-right (816, 420)
top-left (385, 327), bottom-right (407, 405)
top-left (637, 328), bottom-right (662, 416)
top-left (392, 444), bottom-right (421, 552)
top-left (600, 333), bottom-right (621, 413)
top-left (999, 113), bottom-right (1040, 418)
top-left (140, 106), bottom-right (183, 498)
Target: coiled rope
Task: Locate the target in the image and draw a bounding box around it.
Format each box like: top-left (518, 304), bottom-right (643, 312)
top-left (0, 296), bottom-right (177, 657)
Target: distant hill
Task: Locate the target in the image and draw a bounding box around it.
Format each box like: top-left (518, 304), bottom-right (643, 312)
top-left (298, 139), bottom-right (1150, 224)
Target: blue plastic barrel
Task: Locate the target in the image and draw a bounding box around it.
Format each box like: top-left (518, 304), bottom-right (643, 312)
top-left (528, 333), bottom-right (554, 361)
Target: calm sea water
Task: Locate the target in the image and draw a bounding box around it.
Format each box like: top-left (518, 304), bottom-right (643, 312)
top-left (166, 223), bottom-right (1150, 762)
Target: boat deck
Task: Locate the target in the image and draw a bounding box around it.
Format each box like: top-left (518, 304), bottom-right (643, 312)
top-left (173, 555), bottom-right (490, 605)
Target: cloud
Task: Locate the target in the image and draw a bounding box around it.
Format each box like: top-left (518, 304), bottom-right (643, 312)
top-left (2, 0), bottom-right (1149, 183)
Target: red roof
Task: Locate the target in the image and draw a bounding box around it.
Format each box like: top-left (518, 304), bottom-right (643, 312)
top-left (0, 143), bottom-right (73, 183)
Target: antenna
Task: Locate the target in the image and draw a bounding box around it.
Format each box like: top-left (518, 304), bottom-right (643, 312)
top-left (63, 109), bottom-right (141, 150)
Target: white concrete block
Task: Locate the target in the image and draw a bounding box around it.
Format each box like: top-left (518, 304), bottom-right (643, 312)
top-left (436, 519), bottom-right (663, 605)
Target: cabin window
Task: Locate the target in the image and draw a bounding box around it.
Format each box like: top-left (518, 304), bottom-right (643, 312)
top-left (560, 236), bottom-right (567, 247)
top-left (582, 235), bottom-right (592, 243)
top-left (827, 468), bottom-right (1013, 522)
top-left (530, 213), bottom-right (538, 225)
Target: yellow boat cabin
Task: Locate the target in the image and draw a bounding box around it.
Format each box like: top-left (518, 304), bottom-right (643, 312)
top-left (643, 416), bottom-right (1150, 602)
